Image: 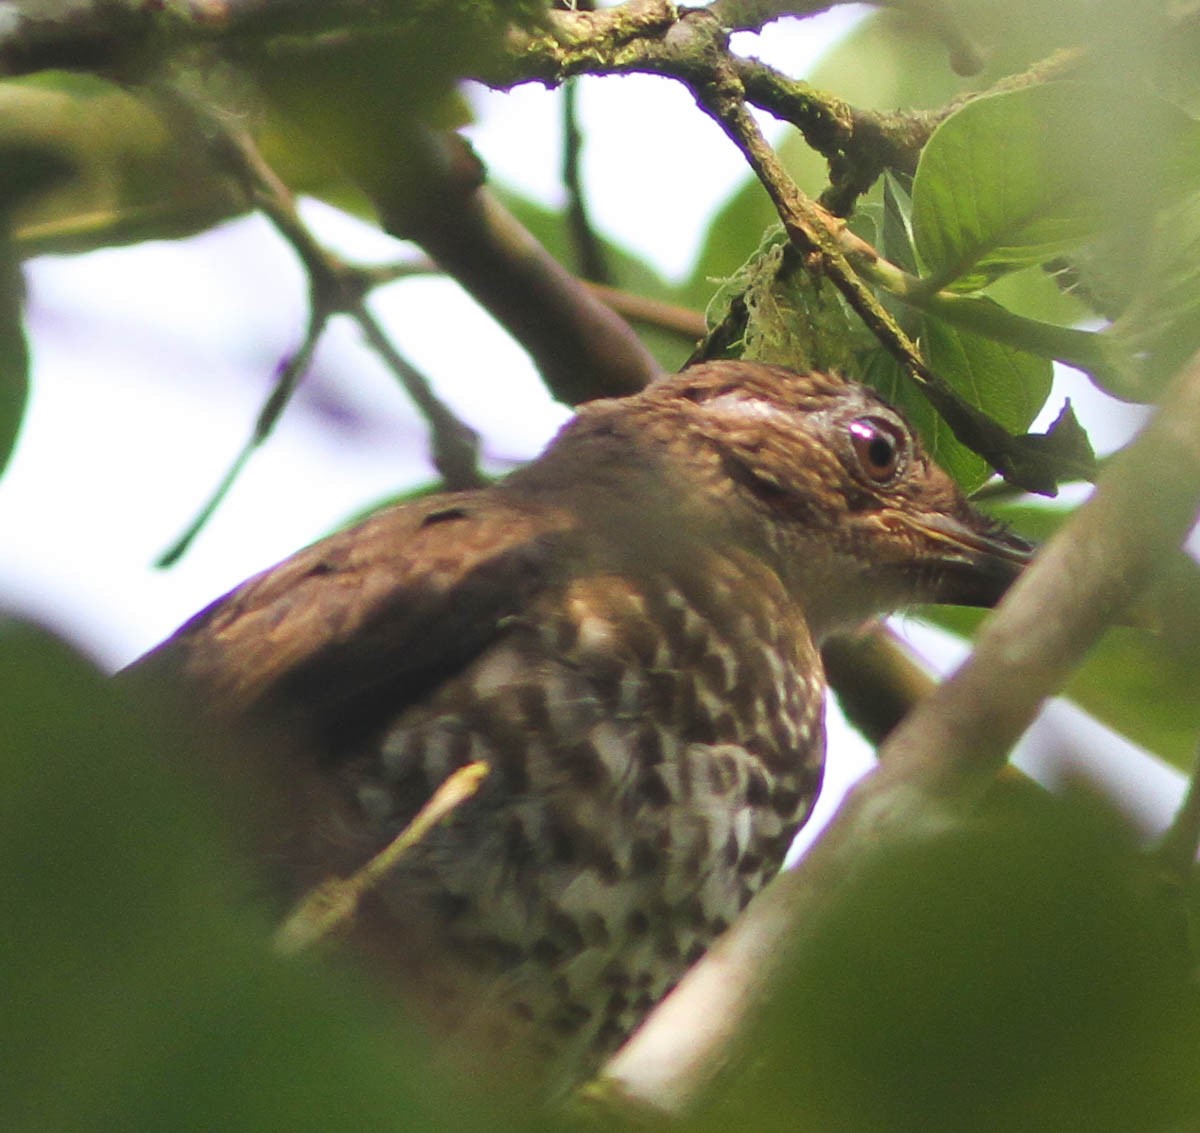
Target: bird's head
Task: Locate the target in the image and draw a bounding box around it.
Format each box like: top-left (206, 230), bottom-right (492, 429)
top-left (547, 361), bottom-right (1032, 638)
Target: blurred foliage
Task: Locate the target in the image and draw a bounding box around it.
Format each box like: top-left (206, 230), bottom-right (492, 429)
top-left (0, 140), bottom-right (75, 474)
top-left (8, 618), bottom-right (1199, 1131)
top-left (0, 620), bottom-right (553, 1133)
top-left (692, 784), bottom-right (1200, 1133)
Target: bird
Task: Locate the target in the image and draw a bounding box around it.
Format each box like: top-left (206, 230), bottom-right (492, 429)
top-left (131, 360), bottom-right (1032, 1092)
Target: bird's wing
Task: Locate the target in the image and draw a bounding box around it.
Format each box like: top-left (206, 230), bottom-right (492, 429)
top-left (134, 491), bottom-right (575, 755)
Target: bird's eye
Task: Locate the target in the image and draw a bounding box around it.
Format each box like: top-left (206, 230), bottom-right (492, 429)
top-left (848, 417), bottom-right (907, 483)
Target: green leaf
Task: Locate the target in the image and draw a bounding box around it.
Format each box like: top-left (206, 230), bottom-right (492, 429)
top-left (860, 316), bottom-right (1053, 491)
top-left (880, 171), bottom-right (919, 275)
top-left (912, 83), bottom-right (1200, 292)
top-left (0, 140), bottom-right (73, 476)
top-left (685, 175), bottom-right (777, 311)
top-left (1, 76), bottom-right (251, 257)
top-left (0, 621), bottom-right (542, 1132)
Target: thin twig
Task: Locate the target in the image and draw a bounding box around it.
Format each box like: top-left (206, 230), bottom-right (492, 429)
top-left (352, 303), bottom-right (483, 489)
top-left (157, 317), bottom-right (327, 568)
top-left (583, 281), bottom-right (706, 340)
top-left (147, 81), bottom-right (484, 560)
top-left (275, 761), bottom-right (491, 956)
top-left (562, 78), bottom-right (611, 283)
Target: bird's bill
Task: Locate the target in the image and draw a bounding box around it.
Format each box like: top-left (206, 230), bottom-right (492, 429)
top-left (908, 511), bottom-right (1035, 609)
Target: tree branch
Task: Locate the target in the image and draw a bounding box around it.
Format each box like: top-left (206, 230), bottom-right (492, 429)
top-left (600, 346), bottom-right (1200, 1113)
top-left (371, 130), bottom-right (662, 405)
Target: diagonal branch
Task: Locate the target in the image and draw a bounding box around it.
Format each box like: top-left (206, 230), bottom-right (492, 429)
top-left (600, 346), bottom-right (1200, 1114)
top-left (369, 129), bottom-right (662, 406)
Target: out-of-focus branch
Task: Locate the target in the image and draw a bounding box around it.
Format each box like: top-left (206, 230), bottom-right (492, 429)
top-left (562, 76), bottom-right (611, 283)
top-left (372, 130), bottom-right (661, 405)
top-left (601, 347), bottom-right (1200, 1114)
top-left (583, 282), bottom-right (705, 341)
top-left (820, 625), bottom-right (935, 745)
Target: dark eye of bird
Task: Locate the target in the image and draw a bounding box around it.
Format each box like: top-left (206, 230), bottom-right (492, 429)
top-left (848, 417), bottom-right (906, 483)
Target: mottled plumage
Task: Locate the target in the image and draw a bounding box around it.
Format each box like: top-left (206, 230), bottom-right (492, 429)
top-left (132, 362), bottom-right (1030, 1089)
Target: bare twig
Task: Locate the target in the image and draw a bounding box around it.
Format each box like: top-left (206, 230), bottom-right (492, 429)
top-left (601, 347), bottom-right (1200, 1113)
top-left (275, 761), bottom-right (491, 956)
top-left (583, 282), bottom-right (706, 340)
top-left (157, 318), bottom-right (327, 568)
top-left (562, 79), bottom-right (611, 282)
top-left (148, 81), bottom-right (486, 560)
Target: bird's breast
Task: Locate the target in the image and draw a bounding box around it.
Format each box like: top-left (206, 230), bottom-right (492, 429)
top-left (341, 551), bottom-right (827, 1084)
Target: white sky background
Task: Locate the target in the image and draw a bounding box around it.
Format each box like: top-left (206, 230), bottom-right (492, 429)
top-left (0, 6), bottom-right (1186, 844)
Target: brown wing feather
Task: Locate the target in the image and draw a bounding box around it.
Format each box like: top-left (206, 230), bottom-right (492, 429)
top-left (132, 490), bottom-right (577, 757)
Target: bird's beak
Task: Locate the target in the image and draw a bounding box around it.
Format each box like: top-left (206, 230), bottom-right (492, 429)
top-left (907, 511), bottom-right (1035, 609)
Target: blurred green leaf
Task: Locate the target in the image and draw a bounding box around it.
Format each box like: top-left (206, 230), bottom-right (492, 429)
top-left (252, 3), bottom-right (547, 212)
top-left (0, 140), bottom-right (76, 476)
top-left (912, 83), bottom-right (1200, 292)
top-left (0, 621), bottom-right (545, 1133)
top-left (2, 75), bottom-right (249, 257)
top-left (695, 787), bottom-right (1200, 1133)
top-left (1107, 190), bottom-right (1200, 394)
top-left (684, 176), bottom-right (777, 311)
top-left (985, 261), bottom-right (1089, 330)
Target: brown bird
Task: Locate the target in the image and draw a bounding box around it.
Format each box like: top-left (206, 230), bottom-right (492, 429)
top-left (132, 361), bottom-right (1031, 1091)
